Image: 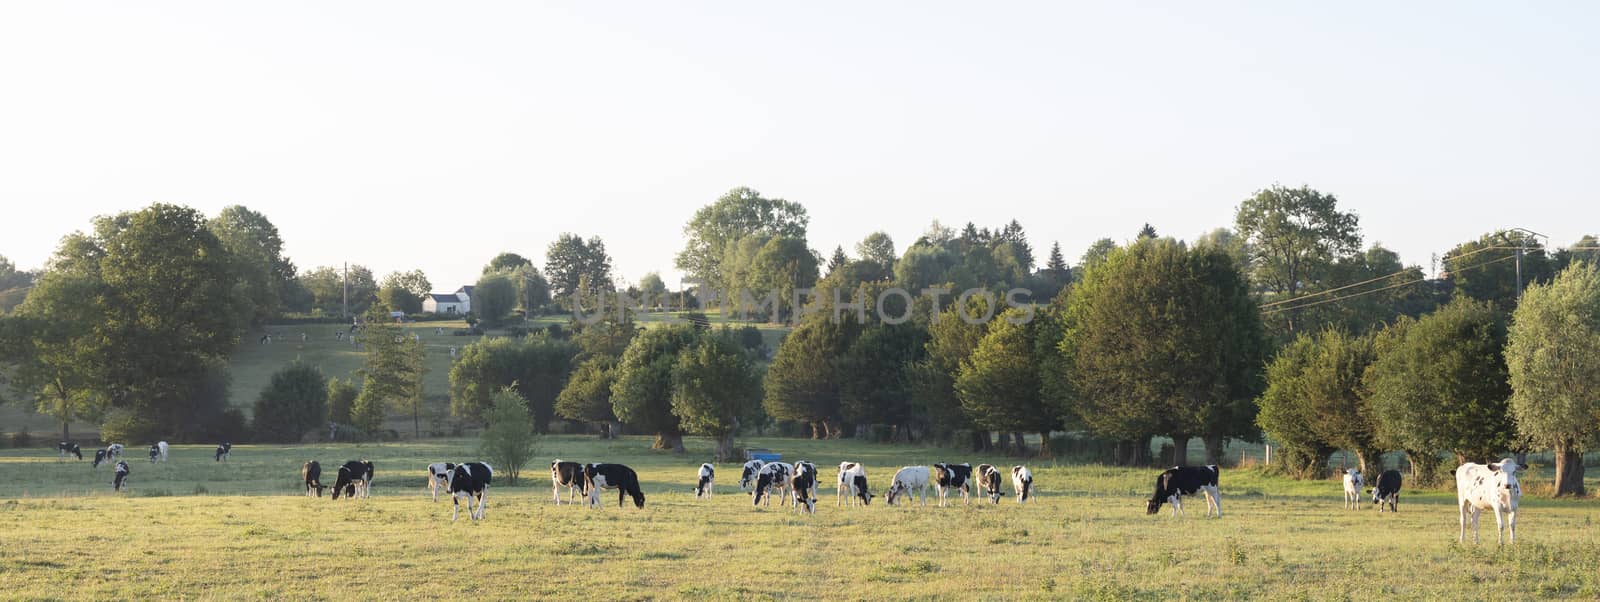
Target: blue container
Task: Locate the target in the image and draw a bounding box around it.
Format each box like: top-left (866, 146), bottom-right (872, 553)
top-left (747, 451), bottom-right (782, 462)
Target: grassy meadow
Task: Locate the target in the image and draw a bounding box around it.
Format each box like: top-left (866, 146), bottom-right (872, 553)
top-left (2, 436), bottom-right (1599, 600)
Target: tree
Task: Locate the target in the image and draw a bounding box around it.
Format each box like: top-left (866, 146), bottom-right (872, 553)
top-left (1044, 242), bottom-right (1069, 276)
top-left (827, 246), bottom-right (849, 274)
top-left (1235, 184), bottom-right (1362, 334)
top-left (856, 232), bottom-right (896, 268)
top-left (1365, 298), bottom-right (1514, 484)
top-left (472, 272), bottom-right (518, 327)
top-left (556, 356), bottom-right (621, 437)
top-left (546, 233), bottom-right (613, 305)
top-left (299, 264), bottom-right (376, 315)
top-left (637, 272), bottom-right (668, 308)
top-left (485, 252), bottom-right (533, 274)
top-left (1553, 235), bottom-right (1600, 272)
top-left (1255, 329), bottom-right (1380, 477)
top-left (208, 205), bottom-right (296, 326)
top-left (1077, 238), bottom-right (1116, 272)
top-left (676, 186), bottom-right (809, 288)
top-left (747, 236), bottom-right (820, 322)
top-left (1, 281), bottom-right (107, 441)
top-left (327, 377), bottom-right (358, 425)
top-left (838, 323), bottom-right (925, 440)
top-left (476, 387), bottom-right (539, 484)
top-left (611, 323), bottom-right (702, 451)
top-left (0, 255), bottom-right (37, 314)
top-left (354, 322), bottom-right (426, 436)
top-left (763, 316), bottom-right (857, 438)
top-left (377, 269), bottom-right (430, 314)
top-left (1256, 335), bottom-right (1338, 479)
top-left (448, 334), bottom-right (577, 432)
top-left (956, 307), bottom-right (1059, 456)
top-left (1444, 230), bottom-right (1553, 310)
top-left (910, 300), bottom-right (991, 449)
top-left (252, 363), bottom-right (329, 442)
top-left (1137, 223), bottom-right (1158, 240)
top-left (510, 264), bottom-right (551, 316)
top-left (672, 328), bottom-right (761, 461)
top-left (1506, 262), bottom-right (1600, 496)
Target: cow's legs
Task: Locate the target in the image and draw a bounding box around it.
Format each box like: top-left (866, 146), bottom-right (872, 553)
top-left (1506, 509), bottom-right (1515, 545)
top-left (1458, 503), bottom-right (1469, 543)
top-left (1208, 486), bottom-right (1222, 517)
top-left (477, 489), bottom-right (488, 520)
top-left (452, 496), bottom-right (461, 521)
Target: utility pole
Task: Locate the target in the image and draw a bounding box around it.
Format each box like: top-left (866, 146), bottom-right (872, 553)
top-left (342, 262), bottom-right (349, 319)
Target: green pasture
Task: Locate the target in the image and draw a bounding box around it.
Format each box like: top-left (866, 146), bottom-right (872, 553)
top-left (2, 436), bottom-right (1598, 600)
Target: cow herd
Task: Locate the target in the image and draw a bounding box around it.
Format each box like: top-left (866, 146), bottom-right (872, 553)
top-left (55, 440), bottom-right (233, 492)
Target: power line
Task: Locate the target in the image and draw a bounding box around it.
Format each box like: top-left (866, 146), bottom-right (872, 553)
top-left (1262, 254), bottom-right (1516, 315)
top-left (1258, 244), bottom-right (1508, 309)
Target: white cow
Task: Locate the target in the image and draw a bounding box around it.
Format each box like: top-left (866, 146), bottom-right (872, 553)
top-left (885, 466), bottom-right (931, 507)
top-left (1456, 459), bottom-right (1521, 545)
top-left (1341, 469), bottom-right (1364, 510)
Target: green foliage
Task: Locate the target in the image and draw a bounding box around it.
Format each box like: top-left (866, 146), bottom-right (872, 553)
top-left (855, 232), bottom-right (897, 268)
top-left (1234, 184), bottom-right (1362, 334)
top-left (1366, 297), bottom-right (1514, 465)
top-left (354, 323), bottom-right (426, 435)
top-left (98, 408), bottom-right (161, 445)
top-left (1256, 335), bottom-right (1336, 478)
top-left (839, 323), bottom-right (925, 428)
top-left (449, 334), bottom-right (578, 432)
top-left (910, 301), bottom-right (989, 433)
top-left (378, 270), bottom-right (430, 314)
top-left (1255, 329), bottom-right (1378, 477)
top-left (1445, 230), bottom-right (1553, 310)
top-left (472, 272), bottom-right (519, 327)
top-left (556, 356), bottom-right (620, 425)
top-left (476, 388), bottom-right (539, 484)
top-left (326, 377), bottom-right (358, 425)
top-left (675, 186), bottom-right (809, 288)
top-left (1077, 238), bottom-right (1116, 271)
top-left (671, 328), bottom-right (761, 458)
top-left (485, 252), bottom-right (532, 274)
top-left (637, 272), bottom-right (668, 304)
top-left (1506, 262), bottom-right (1600, 495)
top-left (207, 205), bottom-right (296, 326)
top-left (957, 307), bottom-right (1058, 441)
top-left (0, 254), bottom-right (37, 314)
top-left (611, 324), bottom-right (701, 446)
top-left (762, 317), bottom-right (857, 435)
top-left (251, 363), bottom-right (329, 443)
top-left (545, 233), bottom-right (613, 303)
top-left (298, 264), bottom-right (377, 316)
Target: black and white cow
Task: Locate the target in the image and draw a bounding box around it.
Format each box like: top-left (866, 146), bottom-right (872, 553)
top-left (427, 462), bottom-right (456, 502)
top-left (738, 459), bottom-right (766, 491)
top-left (92, 449), bottom-right (109, 469)
top-left (1456, 459), bottom-right (1520, 545)
top-left (105, 443), bottom-right (124, 461)
top-left (447, 462), bottom-right (493, 521)
top-left (885, 466), bottom-right (931, 507)
top-left (215, 442), bottom-right (232, 462)
top-left (57, 442), bottom-right (82, 462)
top-left (751, 462), bottom-right (794, 508)
top-left (148, 441), bottom-right (168, 463)
top-left (1370, 469), bottom-right (1402, 513)
top-left (302, 461), bottom-right (324, 497)
top-left (976, 464), bottom-right (1004, 504)
top-left (1012, 466), bottom-right (1033, 504)
top-left (551, 460), bottom-right (588, 505)
top-left (112, 461), bottom-right (130, 492)
top-left (1146, 465), bottom-right (1221, 518)
top-left (332, 460), bottom-right (374, 500)
top-left (584, 463), bottom-right (646, 509)
top-left (791, 461), bottom-right (818, 514)
top-left (695, 463), bottom-right (715, 499)
top-left (1342, 469), bottom-right (1364, 510)
top-left (932, 463), bottom-right (973, 507)
top-left (836, 462), bottom-right (872, 507)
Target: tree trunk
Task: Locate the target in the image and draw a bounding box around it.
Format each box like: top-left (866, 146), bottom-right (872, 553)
top-left (62, 422), bottom-right (70, 443)
top-left (1171, 435), bottom-right (1191, 466)
top-left (1202, 435), bottom-right (1225, 466)
top-left (996, 432), bottom-right (1012, 454)
top-left (1012, 432), bottom-right (1027, 456)
top-left (606, 421), bottom-right (623, 439)
top-left (1037, 431), bottom-right (1053, 458)
top-left (1407, 450), bottom-right (1441, 487)
top-left (1136, 435), bottom-right (1154, 466)
top-left (653, 432), bottom-right (685, 453)
top-left (413, 403), bottom-right (421, 439)
top-left (1355, 448), bottom-right (1383, 475)
top-left (1554, 443), bottom-right (1587, 497)
top-left (808, 422), bottom-right (822, 440)
top-left (714, 431), bottom-right (739, 463)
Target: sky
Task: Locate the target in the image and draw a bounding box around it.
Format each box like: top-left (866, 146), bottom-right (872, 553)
top-left (2, 2), bottom-right (1597, 291)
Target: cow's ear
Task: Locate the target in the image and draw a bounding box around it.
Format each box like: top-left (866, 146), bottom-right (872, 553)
top-left (1488, 463), bottom-right (1501, 472)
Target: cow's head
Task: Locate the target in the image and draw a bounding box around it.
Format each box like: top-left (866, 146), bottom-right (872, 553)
top-left (739, 460), bottom-right (763, 490)
top-left (752, 472), bottom-right (774, 506)
top-left (1487, 459), bottom-right (1522, 502)
top-left (885, 481), bottom-right (903, 506)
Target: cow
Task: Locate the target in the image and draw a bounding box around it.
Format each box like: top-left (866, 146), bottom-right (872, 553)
top-left (1146, 465), bottom-right (1221, 518)
top-left (447, 462), bottom-right (493, 521)
top-left (1456, 459), bottom-right (1521, 545)
top-left (148, 441), bottom-right (168, 463)
top-left (738, 459), bottom-right (766, 491)
top-left (1371, 469), bottom-right (1402, 513)
top-left (427, 462), bottom-right (456, 502)
top-left (302, 461), bottom-right (324, 497)
top-left (835, 462), bottom-right (872, 507)
top-left (112, 461), bottom-right (130, 492)
top-left (57, 442), bottom-right (82, 462)
top-left (885, 466), bottom-right (931, 507)
top-left (215, 442), bottom-right (232, 462)
top-left (791, 461), bottom-right (818, 514)
top-left (932, 463), bottom-right (973, 507)
top-left (751, 462), bottom-right (794, 507)
top-left (105, 443), bottom-right (125, 460)
top-left (1012, 466), bottom-right (1033, 504)
top-left (976, 464), bottom-right (1004, 504)
top-left (92, 449), bottom-right (109, 469)
top-left (551, 460), bottom-right (588, 505)
top-left (584, 463), bottom-right (646, 509)
top-left (1341, 469), bottom-right (1364, 510)
top-left (332, 460), bottom-right (374, 500)
top-left (695, 463), bottom-right (715, 499)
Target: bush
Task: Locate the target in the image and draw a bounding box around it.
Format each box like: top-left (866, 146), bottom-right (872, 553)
top-left (477, 388), bottom-right (539, 484)
top-left (327, 378), bottom-right (358, 425)
top-left (99, 409), bottom-right (161, 445)
top-left (9, 430), bottom-right (33, 449)
top-left (196, 408), bottom-right (250, 444)
top-left (253, 363), bottom-right (329, 443)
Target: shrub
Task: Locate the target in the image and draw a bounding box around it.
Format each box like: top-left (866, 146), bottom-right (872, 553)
top-left (252, 363), bottom-right (329, 442)
top-left (99, 409), bottom-right (161, 445)
top-left (327, 378), bottom-right (358, 425)
top-left (9, 430), bottom-right (33, 449)
top-left (477, 387), bottom-right (539, 484)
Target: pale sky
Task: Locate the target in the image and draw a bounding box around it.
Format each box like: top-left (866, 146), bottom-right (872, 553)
top-left (2, 2), bottom-right (1596, 291)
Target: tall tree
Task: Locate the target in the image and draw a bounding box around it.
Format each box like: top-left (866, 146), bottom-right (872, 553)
top-left (472, 272), bottom-right (518, 327)
top-left (1077, 238), bottom-right (1116, 272)
top-left (448, 333), bottom-right (578, 432)
top-left (353, 321), bottom-right (426, 436)
top-left (827, 246), bottom-right (849, 274)
top-left (1234, 184), bottom-right (1362, 334)
top-left (676, 186), bottom-right (809, 288)
top-left (1444, 230), bottom-right (1553, 310)
top-left (476, 387), bottom-right (539, 484)
top-left (910, 300), bottom-right (992, 449)
top-left (671, 328), bottom-right (761, 461)
top-left (1365, 298), bottom-right (1514, 484)
top-left (610, 323), bottom-right (702, 451)
top-left (208, 205), bottom-right (296, 326)
top-left (378, 270), bottom-right (430, 314)
top-left (957, 307), bottom-right (1060, 456)
top-left (838, 323), bottom-right (926, 440)
top-left (326, 377), bottom-right (358, 426)
top-left (763, 316), bottom-right (857, 438)
top-left (1553, 234), bottom-right (1600, 272)
top-left (556, 356), bottom-right (621, 437)
top-left (1255, 335), bottom-right (1338, 479)
top-left (252, 363), bottom-right (329, 443)
top-left (1044, 242), bottom-right (1069, 275)
top-left (855, 232), bottom-right (897, 269)
top-left (1506, 263), bottom-right (1600, 496)
top-left (485, 252), bottom-right (533, 274)
top-left (637, 272), bottom-right (669, 308)
top-left (1255, 329), bottom-right (1381, 477)
top-left (545, 233), bottom-right (613, 304)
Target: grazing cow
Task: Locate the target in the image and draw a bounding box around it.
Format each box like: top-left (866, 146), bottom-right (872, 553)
top-left (57, 442), bottom-right (82, 462)
top-left (551, 460), bottom-right (588, 505)
top-left (932, 463), bottom-right (973, 507)
top-left (106, 443), bottom-right (125, 460)
top-left (112, 461), bottom-right (130, 492)
top-left (447, 462), bottom-right (493, 521)
top-left (92, 449), bottom-right (109, 469)
top-left (1342, 469), bottom-right (1364, 510)
top-left (1371, 469), bottom-right (1402, 513)
top-left (147, 441), bottom-right (168, 463)
top-left (885, 466), bottom-right (931, 507)
top-left (791, 461), bottom-right (818, 514)
top-left (332, 460), bottom-right (375, 500)
top-left (695, 463), bottom-right (715, 499)
top-left (215, 442), bottom-right (232, 462)
top-left (738, 459), bottom-right (766, 491)
top-left (751, 462), bottom-right (794, 508)
top-left (1456, 459), bottom-right (1521, 545)
top-left (1012, 466), bottom-right (1034, 504)
top-left (1146, 465), bottom-right (1221, 517)
top-left (584, 463), bottom-right (646, 509)
top-left (427, 462), bottom-right (456, 502)
top-left (302, 461), bottom-right (324, 497)
top-left (836, 462), bottom-right (873, 507)
top-left (976, 464), bottom-right (1004, 504)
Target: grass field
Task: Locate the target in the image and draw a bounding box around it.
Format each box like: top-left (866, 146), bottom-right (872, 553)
top-left (3, 436), bottom-right (1598, 600)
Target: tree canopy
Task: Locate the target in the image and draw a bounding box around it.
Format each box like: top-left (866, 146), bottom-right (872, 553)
top-left (1506, 262), bottom-right (1600, 495)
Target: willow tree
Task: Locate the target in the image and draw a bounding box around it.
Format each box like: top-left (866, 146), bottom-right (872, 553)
top-left (1507, 263), bottom-right (1600, 496)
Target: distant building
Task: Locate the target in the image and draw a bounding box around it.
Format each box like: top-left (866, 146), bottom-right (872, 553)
top-left (423, 286), bottom-right (473, 314)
